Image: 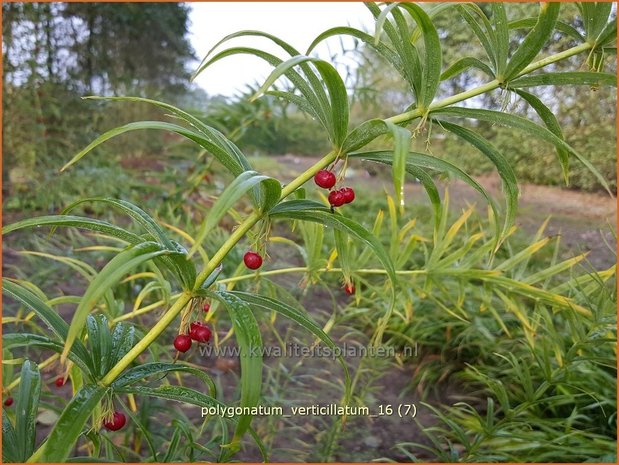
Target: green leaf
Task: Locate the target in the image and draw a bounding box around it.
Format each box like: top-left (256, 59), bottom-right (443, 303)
top-left (504, 3), bottom-right (560, 80)
top-left (394, 3), bottom-right (443, 108)
top-left (3, 215), bottom-right (141, 245)
top-left (369, 2), bottom-right (421, 99)
top-left (404, 166), bottom-right (442, 237)
top-left (3, 406), bottom-right (19, 462)
top-left (508, 17), bottom-right (584, 42)
top-left (35, 384), bottom-right (109, 462)
top-left (61, 121), bottom-right (248, 182)
top-left (491, 4), bottom-right (509, 77)
top-left (115, 385), bottom-right (222, 409)
top-left (14, 360), bottom-right (41, 462)
top-left (509, 72), bottom-right (616, 88)
top-left (109, 322), bottom-right (136, 374)
top-left (432, 106), bottom-right (612, 194)
top-left (195, 47), bottom-right (328, 132)
top-left (269, 199), bottom-right (329, 216)
top-left (269, 206), bottom-right (397, 342)
top-left (62, 242), bottom-right (172, 364)
top-left (231, 291), bottom-right (351, 402)
top-left (441, 57), bottom-right (495, 81)
top-left (86, 315), bottom-right (114, 379)
top-left (341, 119), bottom-right (410, 208)
top-left (269, 208), bottom-right (397, 288)
top-left (334, 228), bottom-right (352, 282)
top-left (61, 197), bottom-right (171, 247)
top-left (349, 150), bottom-right (502, 241)
top-left (112, 362), bottom-right (216, 398)
top-left (307, 26), bottom-right (402, 77)
top-left (457, 4), bottom-right (498, 72)
top-left (211, 291), bottom-right (262, 449)
top-left (193, 30), bottom-right (330, 120)
top-left (436, 120), bottom-right (519, 240)
top-left (252, 55), bottom-right (349, 148)
top-left (190, 171), bottom-right (281, 256)
top-left (83, 96), bottom-right (256, 195)
top-left (2, 280), bottom-right (93, 374)
top-left (580, 2), bottom-right (613, 43)
top-left (596, 19), bottom-right (616, 48)
top-left (3, 334), bottom-right (92, 376)
top-left (512, 89), bottom-right (570, 182)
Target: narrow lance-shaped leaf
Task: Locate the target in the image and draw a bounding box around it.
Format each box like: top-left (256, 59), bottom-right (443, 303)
top-left (457, 4), bottom-right (498, 72)
top-left (509, 72), bottom-right (616, 88)
top-left (189, 171), bottom-right (281, 257)
top-left (193, 30), bottom-right (334, 134)
top-left (14, 360), bottom-right (41, 462)
top-left (34, 385), bottom-right (109, 462)
top-left (211, 291), bottom-right (263, 450)
top-left (252, 55), bottom-right (349, 148)
top-left (3, 406), bottom-right (19, 462)
top-left (57, 197), bottom-right (196, 290)
top-left (2, 280), bottom-right (93, 374)
top-left (342, 119), bottom-right (410, 208)
top-left (512, 89), bottom-right (569, 183)
top-left (3, 334), bottom-right (93, 376)
top-left (579, 2), bottom-right (613, 43)
top-left (369, 2), bottom-right (421, 98)
top-left (508, 17), bottom-right (584, 42)
top-left (61, 121), bottom-right (247, 181)
top-left (396, 3), bottom-right (442, 108)
top-left (112, 362), bottom-right (216, 397)
top-left (61, 242), bottom-right (173, 364)
top-left (504, 3), bottom-right (560, 80)
top-left (60, 197), bottom-right (172, 247)
top-left (491, 3), bottom-right (509, 78)
top-left (3, 215), bottom-right (141, 245)
top-left (269, 206), bottom-right (397, 343)
top-left (436, 120), bottom-right (519, 240)
top-left (432, 106), bottom-right (612, 194)
top-left (83, 96), bottom-right (256, 199)
top-left (441, 57), bottom-right (495, 81)
top-left (349, 150), bottom-right (502, 242)
top-left (231, 291), bottom-right (351, 402)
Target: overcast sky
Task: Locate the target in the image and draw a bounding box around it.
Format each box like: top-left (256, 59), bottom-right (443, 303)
top-left (188, 3), bottom-right (374, 97)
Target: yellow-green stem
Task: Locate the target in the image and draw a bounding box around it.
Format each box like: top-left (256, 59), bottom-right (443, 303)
top-left (101, 151), bottom-right (339, 386)
top-left (388, 42), bottom-right (593, 125)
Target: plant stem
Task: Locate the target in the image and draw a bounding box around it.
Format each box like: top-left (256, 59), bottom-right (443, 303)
top-left (388, 42), bottom-right (593, 125)
top-left (101, 151), bottom-right (341, 385)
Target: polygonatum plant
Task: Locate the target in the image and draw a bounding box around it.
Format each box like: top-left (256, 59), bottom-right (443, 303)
top-left (2, 2), bottom-right (616, 462)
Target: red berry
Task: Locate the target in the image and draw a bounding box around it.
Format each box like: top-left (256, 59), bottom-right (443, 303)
top-left (203, 303), bottom-right (210, 313)
top-left (4, 397), bottom-right (13, 407)
top-left (314, 170), bottom-right (336, 189)
top-left (103, 411), bottom-right (127, 431)
top-left (55, 376), bottom-right (66, 388)
top-left (243, 251), bottom-right (263, 270)
top-left (328, 190), bottom-right (346, 207)
top-left (345, 283), bottom-right (355, 295)
top-left (189, 322), bottom-right (212, 343)
top-left (341, 187), bottom-right (355, 204)
top-left (174, 334), bottom-right (192, 352)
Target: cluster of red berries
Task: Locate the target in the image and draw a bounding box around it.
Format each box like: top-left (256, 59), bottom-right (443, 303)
top-left (314, 170), bottom-right (355, 208)
top-left (4, 397), bottom-right (13, 407)
top-left (174, 320), bottom-right (212, 353)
